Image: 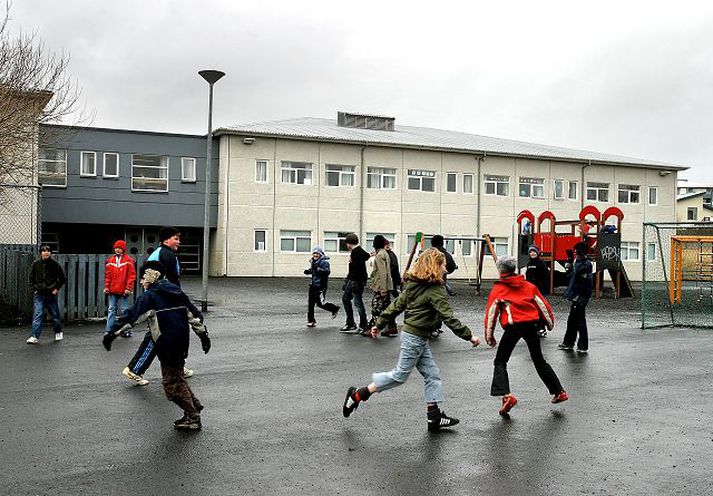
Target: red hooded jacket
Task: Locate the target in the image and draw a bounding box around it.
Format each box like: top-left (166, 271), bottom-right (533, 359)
top-left (484, 274), bottom-right (554, 342)
top-left (105, 253), bottom-right (137, 295)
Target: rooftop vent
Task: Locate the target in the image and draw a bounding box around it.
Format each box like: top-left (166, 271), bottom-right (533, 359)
top-left (337, 111), bottom-right (395, 131)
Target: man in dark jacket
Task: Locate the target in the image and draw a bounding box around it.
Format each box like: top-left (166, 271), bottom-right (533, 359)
top-left (340, 233), bottom-right (370, 333)
top-left (103, 261), bottom-right (211, 431)
top-left (305, 245), bottom-right (340, 327)
top-left (27, 245), bottom-right (66, 344)
top-left (431, 235), bottom-right (457, 296)
top-left (559, 242), bottom-right (593, 354)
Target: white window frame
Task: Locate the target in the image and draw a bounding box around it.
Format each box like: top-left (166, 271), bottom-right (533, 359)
top-left (688, 207), bottom-right (698, 221)
top-left (553, 179), bottom-right (565, 200)
top-left (103, 152), bottom-right (119, 178)
top-left (463, 173), bottom-right (474, 194)
top-left (254, 230), bottom-right (267, 252)
top-left (38, 148), bottom-right (68, 188)
top-left (568, 180), bottom-right (579, 201)
top-left (367, 167), bottom-right (397, 190)
top-left (407, 169), bottom-right (436, 192)
top-left (484, 175), bottom-right (509, 196)
top-left (323, 231), bottom-right (352, 253)
top-left (621, 241), bottom-right (640, 261)
top-left (181, 157), bottom-right (197, 183)
top-left (80, 151), bottom-right (97, 177)
top-left (255, 160), bottom-right (269, 183)
top-left (406, 233), bottom-right (433, 256)
top-left (648, 186), bottom-right (658, 206)
top-left (131, 154), bottom-right (169, 193)
top-left (279, 230), bottom-right (312, 253)
top-left (460, 238), bottom-right (474, 257)
top-left (519, 177), bottom-right (545, 199)
top-left (646, 242), bottom-right (657, 261)
top-left (281, 161), bottom-right (313, 185)
top-left (586, 182), bottom-right (610, 203)
top-left (617, 184), bottom-right (640, 204)
top-left (486, 237), bottom-right (510, 257)
top-left (446, 172), bottom-right (457, 193)
top-left (325, 164), bottom-right (355, 187)
top-left (366, 233), bottom-right (396, 252)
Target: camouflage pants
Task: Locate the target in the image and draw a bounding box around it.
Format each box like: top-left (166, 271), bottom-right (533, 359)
top-left (161, 364), bottom-right (202, 417)
top-left (368, 291), bottom-right (391, 328)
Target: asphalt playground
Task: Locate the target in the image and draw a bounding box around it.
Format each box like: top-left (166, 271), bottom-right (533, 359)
top-left (1, 276), bottom-right (711, 495)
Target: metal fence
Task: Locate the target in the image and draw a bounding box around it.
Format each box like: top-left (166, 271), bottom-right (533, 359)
top-left (642, 222), bottom-right (713, 328)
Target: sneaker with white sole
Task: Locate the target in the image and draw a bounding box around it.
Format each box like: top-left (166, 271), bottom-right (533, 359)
top-left (183, 367), bottom-right (194, 378)
top-left (122, 367), bottom-right (149, 386)
top-left (427, 409), bottom-right (460, 431)
top-left (26, 336), bottom-right (39, 344)
top-left (54, 332), bottom-right (63, 341)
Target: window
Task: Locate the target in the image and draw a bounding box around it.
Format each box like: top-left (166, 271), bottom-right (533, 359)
top-left (103, 153), bottom-right (119, 178)
top-left (279, 230), bottom-right (311, 252)
top-left (255, 160), bottom-right (268, 183)
top-left (648, 187), bottom-right (658, 206)
top-left (621, 242), bottom-right (640, 261)
top-left (646, 242), bottom-right (657, 261)
top-left (618, 184), bottom-right (640, 204)
top-left (132, 154), bottom-right (169, 192)
top-left (463, 173), bottom-right (474, 194)
top-left (181, 157), bottom-right (196, 182)
top-left (461, 239), bottom-right (473, 256)
top-left (484, 175), bottom-right (509, 196)
top-left (688, 207), bottom-right (698, 221)
top-left (407, 169), bottom-right (436, 192)
top-left (586, 182), bottom-right (609, 202)
top-left (324, 231), bottom-right (351, 253)
top-left (406, 233), bottom-right (431, 256)
top-left (445, 238), bottom-right (455, 254)
top-left (38, 148), bottom-right (67, 187)
top-left (553, 179), bottom-right (565, 200)
top-left (325, 165), bottom-right (355, 187)
top-left (486, 237), bottom-right (510, 257)
top-left (366, 233), bottom-right (396, 251)
top-left (254, 230), bottom-right (267, 252)
top-left (80, 151), bottom-right (96, 177)
top-left (281, 161), bottom-right (312, 185)
top-left (568, 180), bottom-right (578, 200)
top-left (367, 167), bottom-right (397, 189)
top-left (446, 172), bottom-right (457, 193)
top-left (519, 177), bottom-right (545, 198)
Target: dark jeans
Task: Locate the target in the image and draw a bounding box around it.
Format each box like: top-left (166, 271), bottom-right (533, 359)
top-left (128, 332), bottom-right (157, 376)
top-left (367, 291), bottom-right (391, 328)
top-left (491, 322), bottom-right (564, 396)
top-left (307, 286), bottom-right (340, 323)
top-left (342, 279), bottom-right (367, 329)
top-left (31, 292), bottom-right (62, 338)
top-left (161, 363), bottom-right (202, 417)
top-left (563, 301), bottom-right (588, 350)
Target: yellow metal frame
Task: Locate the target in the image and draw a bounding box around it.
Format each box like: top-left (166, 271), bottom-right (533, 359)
top-left (669, 236), bottom-right (713, 304)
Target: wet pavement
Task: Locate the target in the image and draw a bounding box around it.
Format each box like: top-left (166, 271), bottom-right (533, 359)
top-left (2, 277), bottom-right (712, 495)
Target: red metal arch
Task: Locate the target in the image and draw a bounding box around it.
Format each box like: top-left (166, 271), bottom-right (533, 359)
top-left (517, 209), bottom-right (535, 225)
top-left (537, 210), bottom-right (556, 231)
top-left (579, 205), bottom-right (601, 222)
top-left (601, 206), bottom-right (624, 224)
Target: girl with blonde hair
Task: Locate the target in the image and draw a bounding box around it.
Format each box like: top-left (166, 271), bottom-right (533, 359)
top-left (342, 248), bottom-right (480, 431)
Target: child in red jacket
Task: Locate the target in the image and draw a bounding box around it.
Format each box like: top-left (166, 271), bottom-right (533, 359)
top-left (104, 240), bottom-right (136, 336)
top-left (484, 256), bottom-right (568, 416)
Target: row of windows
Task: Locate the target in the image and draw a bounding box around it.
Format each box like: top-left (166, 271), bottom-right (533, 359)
top-left (38, 148), bottom-right (198, 192)
top-left (255, 161), bottom-right (661, 204)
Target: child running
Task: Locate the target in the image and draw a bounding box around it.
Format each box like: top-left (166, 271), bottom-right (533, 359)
top-left (304, 245), bottom-right (340, 327)
top-left (342, 248), bottom-right (480, 431)
top-left (485, 256), bottom-right (568, 416)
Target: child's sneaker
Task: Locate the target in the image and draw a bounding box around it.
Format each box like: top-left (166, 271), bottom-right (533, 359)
top-left (307, 322), bottom-right (316, 328)
top-left (183, 367), bottom-right (194, 378)
top-left (342, 386), bottom-right (360, 417)
top-left (499, 394), bottom-right (518, 416)
top-left (331, 307), bottom-right (340, 319)
top-left (26, 336), bottom-right (39, 344)
top-left (576, 348), bottom-right (588, 355)
top-left (557, 343), bottom-right (573, 350)
top-left (54, 332), bottom-right (63, 341)
top-left (552, 391), bottom-right (569, 404)
top-left (174, 415), bottom-right (202, 431)
top-left (427, 409), bottom-right (460, 431)
top-left (122, 367), bottom-right (149, 386)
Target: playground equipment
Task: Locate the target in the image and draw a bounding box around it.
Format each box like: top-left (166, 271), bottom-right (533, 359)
top-left (517, 205), bottom-right (634, 298)
top-left (669, 236), bottom-right (713, 304)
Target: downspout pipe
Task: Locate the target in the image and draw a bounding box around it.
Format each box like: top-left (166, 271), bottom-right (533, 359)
top-left (359, 145), bottom-right (367, 241)
top-left (581, 160), bottom-right (592, 209)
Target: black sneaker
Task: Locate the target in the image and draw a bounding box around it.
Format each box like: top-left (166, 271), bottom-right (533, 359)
top-left (343, 386), bottom-right (360, 418)
top-left (174, 415), bottom-right (202, 431)
top-left (427, 410), bottom-right (460, 431)
top-left (174, 413), bottom-right (190, 425)
top-left (332, 307), bottom-right (340, 319)
top-left (340, 324), bottom-right (357, 333)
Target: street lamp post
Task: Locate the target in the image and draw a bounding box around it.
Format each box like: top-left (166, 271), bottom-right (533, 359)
top-left (198, 69), bottom-right (225, 312)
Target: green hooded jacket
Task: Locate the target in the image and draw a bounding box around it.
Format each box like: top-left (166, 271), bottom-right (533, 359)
top-left (375, 278), bottom-right (472, 341)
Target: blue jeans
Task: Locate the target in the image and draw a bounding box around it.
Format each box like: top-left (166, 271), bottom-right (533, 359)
top-left (342, 279), bottom-right (367, 329)
top-left (31, 292), bottom-right (62, 338)
top-left (106, 294), bottom-right (131, 333)
top-left (372, 331), bottom-right (444, 403)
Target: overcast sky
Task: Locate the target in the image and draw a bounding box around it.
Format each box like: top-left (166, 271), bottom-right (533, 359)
top-left (11, 0), bottom-right (713, 181)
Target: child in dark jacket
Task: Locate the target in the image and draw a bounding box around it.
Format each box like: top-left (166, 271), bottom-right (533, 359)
top-left (559, 242), bottom-right (593, 354)
top-left (103, 261), bottom-right (211, 431)
top-left (525, 244), bottom-right (550, 337)
top-left (304, 246), bottom-right (340, 327)
top-left (485, 256), bottom-right (568, 416)
top-left (342, 248), bottom-right (480, 431)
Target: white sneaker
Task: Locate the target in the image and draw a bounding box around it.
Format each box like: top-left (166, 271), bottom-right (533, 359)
top-left (122, 367), bottom-right (149, 386)
top-left (54, 332), bottom-right (63, 341)
top-left (183, 367), bottom-right (194, 378)
top-left (26, 336), bottom-right (39, 344)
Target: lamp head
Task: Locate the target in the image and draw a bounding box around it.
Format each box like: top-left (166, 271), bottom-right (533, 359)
top-left (199, 70), bottom-right (225, 85)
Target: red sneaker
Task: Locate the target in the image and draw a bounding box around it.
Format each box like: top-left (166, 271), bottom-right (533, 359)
top-left (498, 394), bottom-right (518, 415)
top-left (552, 391), bottom-right (569, 404)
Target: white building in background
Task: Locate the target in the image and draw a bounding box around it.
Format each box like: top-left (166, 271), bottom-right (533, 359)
top-left (210, 112), bottom-right (686, 281)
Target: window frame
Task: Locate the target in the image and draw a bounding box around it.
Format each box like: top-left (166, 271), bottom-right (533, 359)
top-left (181, 157), bottom-right (197, 183)
top-left (255, 159), bottom-right (269, 183)
top-left (131, 154), bottom-right (169, 193)
top-left (280, 161), bottom-right (313, 185)
top-left (445, 172), bottom-right (457, 193)
top-left (254, 229), bottom-right (267, 252)
top-left (102, 152), bottom-right (120, 178)
top-left (485, 237), bottom-right (510, 257)
top-left (37, 147), bottom-right (68, 188)
top-left (323, 231), bottom-right (352, 253)
top-left (586, 182), bottom-right (610, 203)
top-left (324, 164), bottom-right (356, 188)
top-left (366, 233), bottom-right (396, 252)
top-left (553, 179), bottom-right (565, 200)
top-left (620, 241), bottom-right (640, 261)
top-left (484, 175), bottom-right (510, 197)
top-left (279, 230), bottom-right (312, 253)
top-left (518, 177), bottom-right (545, 199)
top-left (648, 186), bottom-right (658, 206)
top-left (407, 169), bottom-right (436, 193)
top-left (617, 184), bottom-right (640, 204)
top-left (568, 180), bottom-right (579, 201)
top-left (687, 207), bottom-right (699, 221)
top-left (80, 151), bottom-right (97, 177)
top-left (367, 167), bottom-right (397, 190)
top-left (646, 242), bottom-right (657, 261)
top-left (462, 173), bottom-right (474, 194)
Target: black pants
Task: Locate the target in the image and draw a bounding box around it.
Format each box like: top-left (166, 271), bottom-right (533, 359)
top-left (307, 286), bottom-right (340, 323)
top-left (127, 332), bottom-right (157, 376)
top-left (491, 322), bottom-right (564, 396)
top-left (563, 301), bottom-right (588, 350)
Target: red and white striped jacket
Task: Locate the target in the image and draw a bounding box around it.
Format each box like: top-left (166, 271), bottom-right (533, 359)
top-left (104, 254), bottom-right (137, 295)
top-left (484, 274), bottom-right (554, 342)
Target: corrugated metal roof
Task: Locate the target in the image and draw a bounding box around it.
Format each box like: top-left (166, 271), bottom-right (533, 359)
top-left (677, 191), bottom-right (707, 201)
top-left (215, 116), bottom-right (687, 171)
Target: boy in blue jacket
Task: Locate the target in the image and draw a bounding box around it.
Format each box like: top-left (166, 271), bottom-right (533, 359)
top-left (304, 246), bottom-right (340, 327)
top-left (103, 261), bottom-right (211, 430)
top-left (559, 242), bottom-right (593, 354)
